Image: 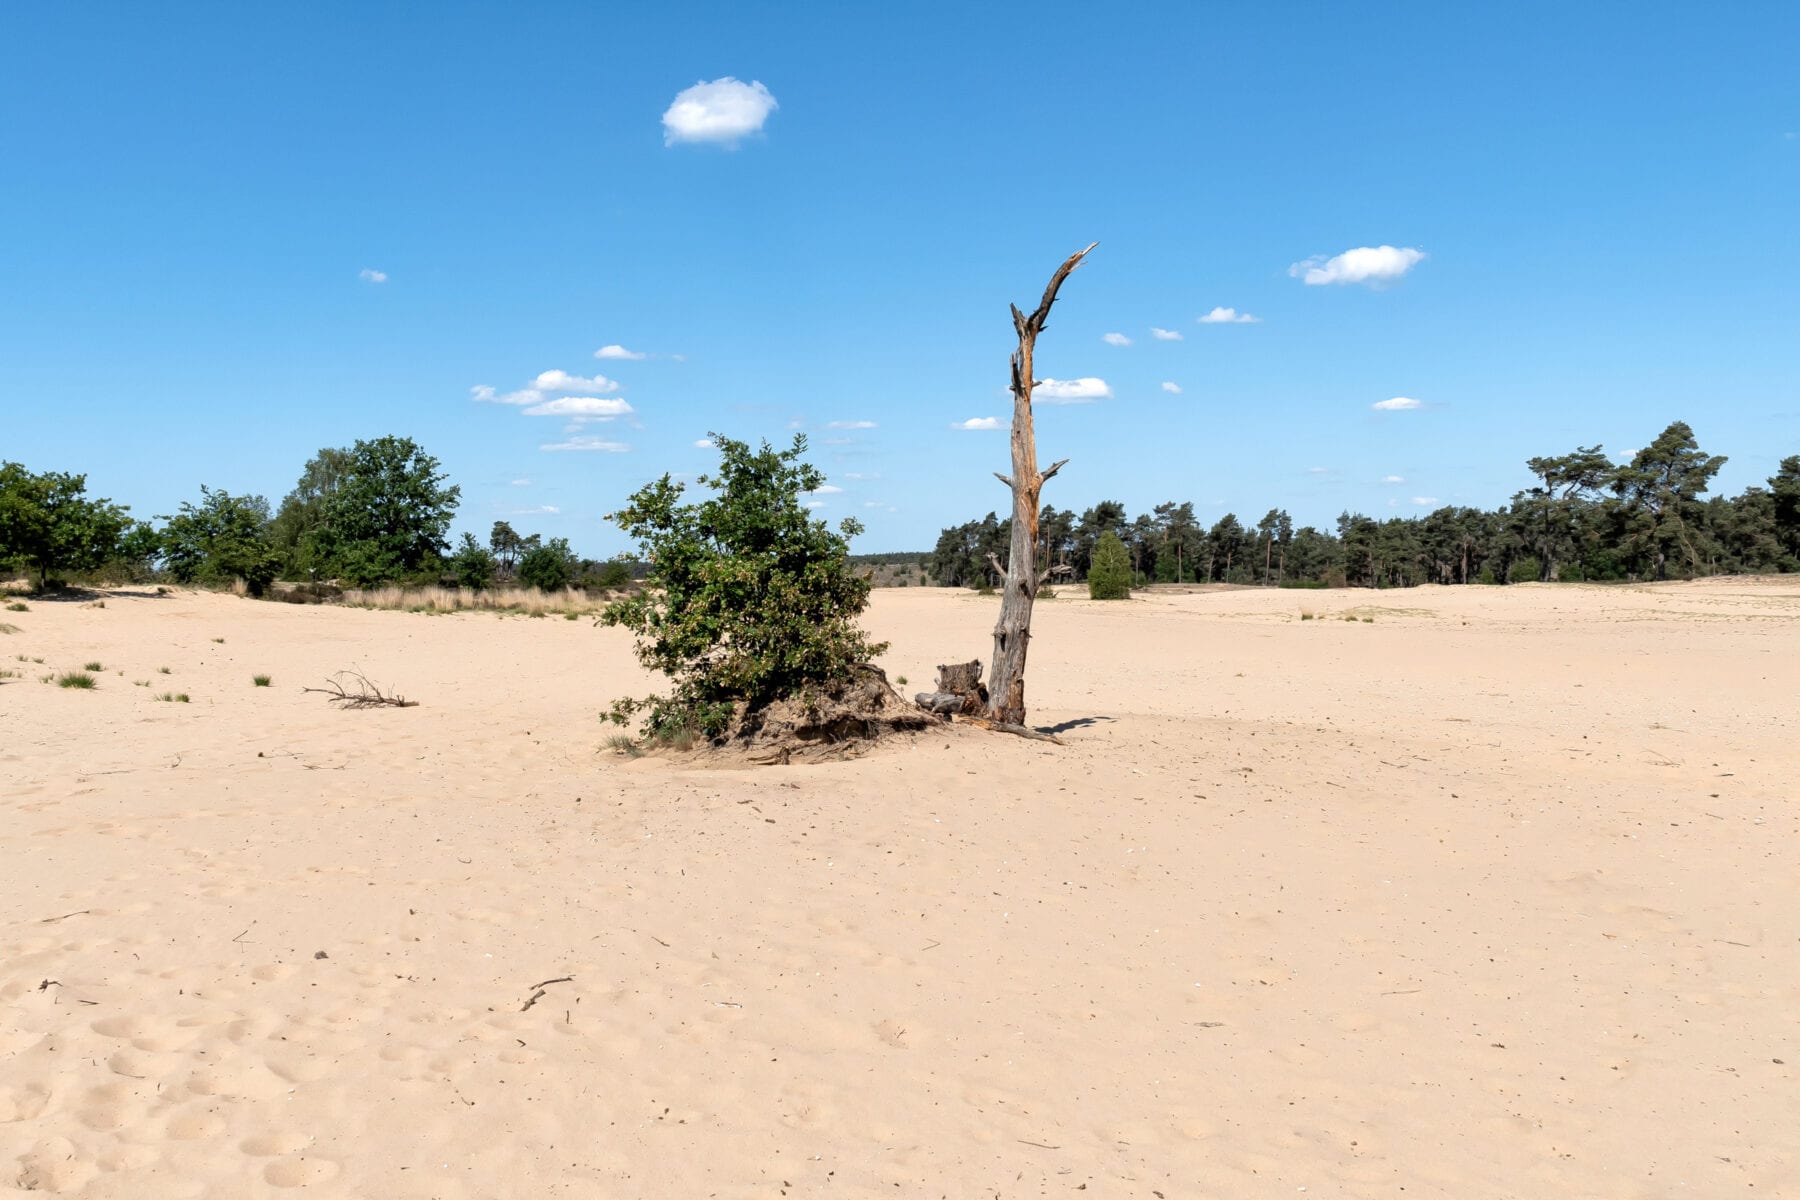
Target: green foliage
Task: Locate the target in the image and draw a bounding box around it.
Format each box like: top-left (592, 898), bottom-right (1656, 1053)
top-left (589, 559), bottom-right (633, 589)
top-left (156, 691), bottom-right (190, 703)
top-left (269, 447), bottom-right (351, 579)
top-left (5, 602), bottom-right (26, 612)
top-left (160, 486), bottom-right (281, 595)
top-left (518, 537), bottom-right (578, 592)
top-left (1772, 456), bottom-right (1800, 559)
top-left (0, 462), bottom-right (132, 588)
top-left (450, 532), bottom-right (496, 591)
top-left (600, 433), bottom-right (885, 739)
top-left (57, 670), bottom-right (96, 689)
top-left (1087, 531), bottom-right (1132, 599)
top-left (307, 437), bottom-right (460, 586)
top-left (253, 674), bottom-right (272, 687)
top-left (83, 660), bottom-right (104, 670)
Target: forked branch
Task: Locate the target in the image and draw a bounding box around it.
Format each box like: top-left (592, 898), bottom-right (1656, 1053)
top-left (302, 670), bottom-right (418, 709)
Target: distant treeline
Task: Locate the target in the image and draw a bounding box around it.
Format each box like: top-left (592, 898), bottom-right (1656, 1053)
top-left (1, 436), bottom-right (639, 595)
top-left (930, 422), bottom-right (1800, 588)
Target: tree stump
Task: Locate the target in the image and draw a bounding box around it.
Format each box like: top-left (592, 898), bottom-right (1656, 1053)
top-left (915, 660), bottom-right (988, 718)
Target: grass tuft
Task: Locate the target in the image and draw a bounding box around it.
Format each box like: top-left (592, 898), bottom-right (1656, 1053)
top-left (211, 637), bottom-right (225, 644)
top-left (84, 660), bottom-right (104, 671)
top-left (57, 670), bottom-right (97, 689)
top-left (158, 665), bottom-right (171, 673)
top-left (252, 674), bottom-right (272, 687)
top-left (603, 733), bottom-right (643, 758)
top-left (155, 691), bottom-right (190, 703)
top-left (6, 601), bottom-right (29, 612)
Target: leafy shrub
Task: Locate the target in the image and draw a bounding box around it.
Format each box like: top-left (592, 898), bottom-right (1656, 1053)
top-left (1088, 531), bottom-right (1132, 599)
top-left (601, 433), bottom-right (885, 739)
top-left (588, 559), bottom-right (633, 589)
top-left (159, 486), bottom-right (281, 596)
top-left (449, 532), bottom-right (495, 591)
top-left (518, 537), bottom-right (578, 592)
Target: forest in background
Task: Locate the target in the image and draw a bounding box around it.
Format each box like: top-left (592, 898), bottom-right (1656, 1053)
top-left (929, 422), bottom-right (1800, 589)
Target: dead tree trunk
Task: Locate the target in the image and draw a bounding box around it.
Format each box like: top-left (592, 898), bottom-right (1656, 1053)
top-left (986, 243), bottom-right (1096, 726)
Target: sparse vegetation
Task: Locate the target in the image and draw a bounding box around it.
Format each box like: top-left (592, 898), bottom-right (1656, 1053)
top-left (155, 691), bottom-right (190, 703)
top-left (211, 637), bottom-right (224, 643)
top-left (6, 602), bottom-right (27, 612)
top-left (158, 665), bottom-right (171, 673)
top-left (84, 660), bottom-right (104, 670)
top-left (0, 622), bottom-right (18, 635)
top-left (57, 670), bottom-right (97, 689)
top-left (253, 674), bottom-right (272, 686)
top-left (342, 584), bottom-right (603, 616)
top-left (603, 733), bottom-right (644, 757)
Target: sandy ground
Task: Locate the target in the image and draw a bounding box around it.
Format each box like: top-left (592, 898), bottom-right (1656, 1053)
top-left (1, 579), bottom-right (1796, 1199)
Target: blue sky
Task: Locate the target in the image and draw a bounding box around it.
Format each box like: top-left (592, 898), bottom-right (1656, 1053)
top-left (3, 2), bottom-right (1797, 554)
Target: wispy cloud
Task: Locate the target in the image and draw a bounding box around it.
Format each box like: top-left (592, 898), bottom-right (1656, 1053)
top-left (358, 268), bottom-right (387, 284)
top-left (953, 417), bottom-right (1003, 430)
top-left (540, 437), bottom-right (629, 453)
top-left (506, 504), bottom-right (561, 516)
top-left (533, 369), bottom-right (620, 394)
top-left (693, 438), bottom-right (714, 449)
top-left (806, 484), bottom-right (844, 495)
top-left (840, 471), bottom-right (880, 480)
top-left (1035, 377), bottom-right (1112, 404)
top-left (1290, 245), bottom-right (1425, 287)
top-left (1197, 306), bottom-right (1259, 324)
top-left (1382, 474), bottom-right (1406, 484)
top-left (1160, 381), bottom-right (1182, 395)
top-left (509, 477), bottom-right (532, 487)
top-left (520, 396), bottom-right (634, 419)
top-left (1150, 327), bottom-right (1184, 340)
top-left (594, 344), bottom-right (647, 361)
top-left (1101, 332), bottom-right (1132, 347)
top-left (804, 500), bottom-right (826, 509)
top-left (1371, 396), bottom-right (1423, 411)
top-left (662, 77), bottom-right (778, 146)
top-left (1411, 496), bottom-right (1440, 506)
top-left (825, 419), bottom-right (876, 430)
top-left (1306, 466), bottom-right (1331, 475)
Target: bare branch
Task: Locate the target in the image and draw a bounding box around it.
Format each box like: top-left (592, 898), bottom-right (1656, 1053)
top-left (1021, 243), bottom-right (1098, 335)
top-left (955, 714), bottom-right (1065, 745)
top-left (985, 551), bottom-right (1006, 579)
top-left (993, 472), bottom-right (1014, 489)
top-left (1040, 458), bottom-right (1070, 484)
top-left (302, 670), bottom-right (417, 709)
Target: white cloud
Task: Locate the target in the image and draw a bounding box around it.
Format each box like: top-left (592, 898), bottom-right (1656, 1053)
top-left (1035, 377), bottom-right (1112, 403)
top-left (1150, 327), bottom-right (1184, 340)
top-left (1101, 332), bottom-right (1132, 347)
top-left (506, 504), bottom-right (561, 516)
top-left (520, 396), bottom-right (635, 419)
top-left (953, 417), bottom-right (1003, 430)
top-left (1371, 396), bottom-right (1423, 411)
top-left (841, 471), bottom-right (879, 480)
top-left (662, 77), bottom-right (778, 146)
top-left (1306, 466), bottom-right (1330, 475)
top-left (358, 268), bottom-right (387, 283)
top-left (825, 419), bottom-right (876, 430)
top-left (1160, 381), bottom-right (1182, 395)
top-left (804, 500), bottom-right (826, 509)
top-left (1289, 245), bottom-right (1425, 287)
top-left (1411, 496), bottom-right (1440, 506)
top-left (1382, 474), bottom-right (1406, 484)
top-left (594, 344), bottom-right (647, 361)
top-left (540, 436), bottom-right (629, 452)
top-left (806, 484), bottom-right (844, 495)
top-left (510, 477), bottom-right (532, 487)
top-left (693, 438), bottom-right (715, 449)
top-left (534, 369), bottom-right (620, 394)
top-left (1196, 306), bottom-right (1259, 324)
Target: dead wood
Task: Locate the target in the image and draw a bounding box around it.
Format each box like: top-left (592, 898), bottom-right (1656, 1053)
top-left (302, 670), bottom-right (418, 709)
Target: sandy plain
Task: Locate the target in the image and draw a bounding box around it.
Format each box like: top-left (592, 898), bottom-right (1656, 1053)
top-left (1, 579), bottom-right (1796, 1199)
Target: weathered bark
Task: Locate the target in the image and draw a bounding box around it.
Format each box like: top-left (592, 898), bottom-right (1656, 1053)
top-left (986, 243), bottom-right (1095, 726)
top-left (931, 659), bottom-right (988, 715)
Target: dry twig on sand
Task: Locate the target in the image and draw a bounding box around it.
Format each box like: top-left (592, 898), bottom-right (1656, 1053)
top-left (302, 670), bottom-right (418, 709)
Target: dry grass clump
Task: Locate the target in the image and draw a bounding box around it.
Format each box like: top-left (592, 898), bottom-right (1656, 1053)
top-left (342, 584), bottom-right (607, 616)
top-left (57, 671), bottom-right (97, 689)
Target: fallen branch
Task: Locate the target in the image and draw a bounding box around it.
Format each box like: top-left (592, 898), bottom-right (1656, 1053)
top-left (522, 975), bottom-right (574, 1011)
top-left (302, 670), bottom-right (417, 709)
top-left (954, 714), bottom-right (1065, 744)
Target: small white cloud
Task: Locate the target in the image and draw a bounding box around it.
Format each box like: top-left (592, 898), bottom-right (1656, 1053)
top-left (1035, 377), bottom-right (1112, 404)
top-left (594, 344), bottom-right (647, 361)
top-left (540, 436), bottom-right (629, 452)
top-left (534, 369), bottom-right (620, 394)
top-left (506, 504), bottom-right (561, 516)
top-left (804, 500), bottom-right (826, 509)
top-left (521, 396), bottom-right (635, 419)
top-left (953, 417), bottom-right (1003, 430)
top-left (1290, 246), bottom-right (1425, 287)
top-left (1101, 332), bottom-right (1132, 347)
top-left (1371, 396), bottom-right (1423, 411)
top-left (510, 477), bottom-right (532, 487)
top-left (1306, 466), bottom-right (1330, 475)
top-left (1150, 327), bottom-right (1184, 340)
top-left (472, 385), bottom-right (543, 406)
top-left (1411, 496), bottom-right (1440, 506)
top-left (693, 438), bottom-right (715, 449)
top-left (358, 268), bottom-right (387, 283)
top-left (1160, 381), bottom-right (1182, 395)
top-left (1196, 307), bottom-right (1259, 324)
top-left (806, 484), bottom-right (843, 495)
top-left (825, 419), bottom-right (876, 430)
top-left (662, 77), bottom-right (778, 146)
top-left (840, 471), bottom-right (879, 480)
top-left (1382, 474), bottom-right (1406, 484)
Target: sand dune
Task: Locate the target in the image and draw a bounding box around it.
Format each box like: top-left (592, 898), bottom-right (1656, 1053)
top-left (2, 580), bottom-right (1796, 1197)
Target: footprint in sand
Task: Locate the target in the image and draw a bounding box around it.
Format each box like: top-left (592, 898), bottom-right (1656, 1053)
top-left (0, 1080), bottom-right (53, 1122)
top-left (241, 1131), bottom-right (312, 1156)
top-left (263, 1156), bottom-right (341, 1187)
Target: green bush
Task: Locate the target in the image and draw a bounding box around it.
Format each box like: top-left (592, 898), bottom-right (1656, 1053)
top-left (587, 559), bottom-right (633, 590)
top-left (600, 433), bottom-right (885, 739)
top-left (450, 532), bottom-right (495, 591)
top-left (159, 486), bottom-right (281, 596)
top-left (518, 537), bottom-right (578, 592)
top-left (1088, 531), bottom-right (1132, 599)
